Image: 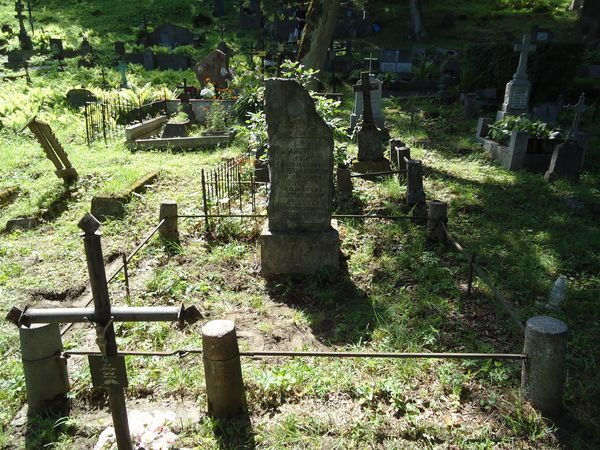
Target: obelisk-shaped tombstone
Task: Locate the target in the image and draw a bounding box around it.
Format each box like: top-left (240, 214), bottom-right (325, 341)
top-left (260, 78), bottom-right (340, 275)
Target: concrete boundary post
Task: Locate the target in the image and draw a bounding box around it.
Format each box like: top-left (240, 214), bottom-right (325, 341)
top-left (159, 200), bottom-right (179, 242)
top-left (406, 159), bottom-right (426, 206)
top-left (20, 323), bottom-right (70, 416)
top-left (521, 316), bottom-right (568, 417)
top-left (202, 320), bottom-right (246, 418)
top-left (427, 201), bottom-right (448, 242)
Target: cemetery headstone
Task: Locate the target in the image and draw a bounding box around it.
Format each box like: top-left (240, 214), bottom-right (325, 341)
top-left (148, 23), bottom-right (195, 48)
top-left (143, 48), bottom-right (155, 70)
top-left (23, 117), bottom-right (78, 182)
top-left (260, 78), bottom-right (340, 275)
top-left (194, 49), bottom-right (229, 88)
top-left (352, 72), bottom-right (390, 173)
top-left (114, 41), bottom-right (125, 56)
top-left (66, 88), bottom-right (96, 108)
top-left (379, 48), bottom-right (413, 75)
top-left (497, 35), bottom-right (536, 120)
top-left (239, 0), bottom-right (263, 29)
top-left (544, 140), bottom-right (585, 183)
top-left (532, 102), bottom-right (561, 125)
top-left (80, 38), bottom-right (92, 55)
top-left (49, 38), bottom-right (64, 61)
top-left (350, 74), bottom-right (384, 130)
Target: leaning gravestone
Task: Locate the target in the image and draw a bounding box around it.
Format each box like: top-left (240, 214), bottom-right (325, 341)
top-left (497, 35), bottom-right (536, 120)
top-left (66, 88), bottom-right (96, 108)
top-left (350, 74), bottom-right (384, 130)
top-left (260, 78), bottom-right (340, 275)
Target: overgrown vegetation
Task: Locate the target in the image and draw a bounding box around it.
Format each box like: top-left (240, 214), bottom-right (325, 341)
top-left (0, 0), bottom-right (598, 448)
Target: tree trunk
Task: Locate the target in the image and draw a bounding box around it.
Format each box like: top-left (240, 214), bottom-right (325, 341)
top-left (297, 0), bottom-right (340, 73)
top-left (409, 0), bottom-right (426, 40)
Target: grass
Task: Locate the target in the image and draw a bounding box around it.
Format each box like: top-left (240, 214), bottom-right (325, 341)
top-left (0, 0), bottom-right (598, 448)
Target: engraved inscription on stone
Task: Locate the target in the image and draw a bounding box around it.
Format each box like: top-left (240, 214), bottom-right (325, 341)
top-left (265, 78), bottom-right (334, 233)
top-left (510, 86), bottom-right (529, 110)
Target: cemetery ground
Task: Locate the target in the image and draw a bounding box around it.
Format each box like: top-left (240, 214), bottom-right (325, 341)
top-left (0, 0), bottom-right (599, 448)
top-left (0, 70), bottom-right (598, 448)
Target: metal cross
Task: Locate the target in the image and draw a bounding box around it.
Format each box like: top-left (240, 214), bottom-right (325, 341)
top-left (514, 34), bottom-right (536, 80)
top-left (566, 93), bottom-right (589, 140)
top-left (364, 51), bottom-right (378, 75)
top-left (353, 71), bottom-right (378, 126)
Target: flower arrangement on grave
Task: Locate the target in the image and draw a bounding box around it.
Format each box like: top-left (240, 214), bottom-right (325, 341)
top-left (487, 114), bottom-right (561, 146)
top-left (200, 80), bottom-right (216, 98)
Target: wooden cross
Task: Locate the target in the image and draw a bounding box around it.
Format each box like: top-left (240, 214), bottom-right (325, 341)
top-left (566, 93), bottom-right (589, 140)
top-left (7, 213), bottom-right (201, 450)
top-left (353, 71), bottom-right (378, 126)
top-left (514, 34), bottom-right (536, 79)
top-left (22, 116), bottom-right (78, 182)
top-left (26, 0), bottom-right (34, 34)
top-left (219, 23), bottom-right (225, 42)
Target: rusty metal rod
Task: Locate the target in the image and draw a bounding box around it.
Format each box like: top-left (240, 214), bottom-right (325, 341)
top-left (441, 223), bottom-right (525, 335)
top-left (351, 170), bottom-right (407, 177)
top-left (62, 348), bottom-right (526, 360)
top-left (177, 214), bottom-right (429, 220)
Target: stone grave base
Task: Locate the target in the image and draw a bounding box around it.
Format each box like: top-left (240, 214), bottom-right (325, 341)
top-left (260, 220), bottom-right (340, 276)
top-left (352, 158), bottom-right (391, 174)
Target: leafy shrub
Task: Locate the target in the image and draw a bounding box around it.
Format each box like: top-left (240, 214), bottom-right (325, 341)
top-left (487, 114), bottom-right (561, 145)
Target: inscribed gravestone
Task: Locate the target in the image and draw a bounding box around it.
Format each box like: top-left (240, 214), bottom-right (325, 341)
top-left (194, 49), bottom-right (229, 88)
top-left (260, 78), bottom-right (339, 275)
top-left (497, 35), bottom-right (536, 120)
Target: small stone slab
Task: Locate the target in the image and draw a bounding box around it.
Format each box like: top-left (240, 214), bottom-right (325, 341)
top-left (134, 134), bottom-right (234, 150)
top-left (5, 217), bottom-right (38, 232)
top-left (91, 171), bottom-right (159, 219)
top-left (125, 116), bottom-right (168, 142)
top-left (66, 88), bottom-right (96, 108)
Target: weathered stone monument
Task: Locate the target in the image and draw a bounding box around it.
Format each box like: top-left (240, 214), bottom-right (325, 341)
top-left (260, 79), bottom-right (340, 275)
top-left (352, 72), bottom-right (390, 173)
top-left (350, 73), bottom-right (384, 130)
top-left (497, 34), bottom-right (536, 120)
top-left (194, 49), bottom-right (229, 88)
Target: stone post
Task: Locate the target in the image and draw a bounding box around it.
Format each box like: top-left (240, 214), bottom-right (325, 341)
top-left (464, 93), bottom-right (477, 118)
top-left (159, 201), bottom-right (179, 243)
top-left (521, 316), bottom-right (568, 417)
top-left (394, 146), bottom-right (411, 172)
top-left (427, 201), bottom-right (448, 242)
top-left (336, 166), bottom-right (353, 201)
top-left (406, 159), bottom-right (426, 206)
top-left (202, 320), bottom-right (246, 418)
top-left (389, 138), bottom-right (405, 162)
top-left (20, 322), bottom-right (70, 416)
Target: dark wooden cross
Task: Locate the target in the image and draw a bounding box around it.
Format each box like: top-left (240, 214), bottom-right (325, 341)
top-left (219, 23), bottom-right (225, 42)
top-left (26, 0), bottom-right (34, 34)
top-left (15, 0), bottom-right (32, 49)
top-left (7, 214), bottom-right (200, 450)
top-left (353, 71), bottom-right (378, 127)
top-left (514, 34), bottom-right (536, 80)
top-left (566, 93), bottom-right (589, 140)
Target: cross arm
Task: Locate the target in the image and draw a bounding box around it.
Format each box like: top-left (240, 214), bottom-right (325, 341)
top-left (6, 303), bottom-right (201, 327)
top-left (352, 82), bottom-right (378, 93)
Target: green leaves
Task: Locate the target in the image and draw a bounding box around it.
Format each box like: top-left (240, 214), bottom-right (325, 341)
top-left (487, 114), bottom-right (561, 145)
